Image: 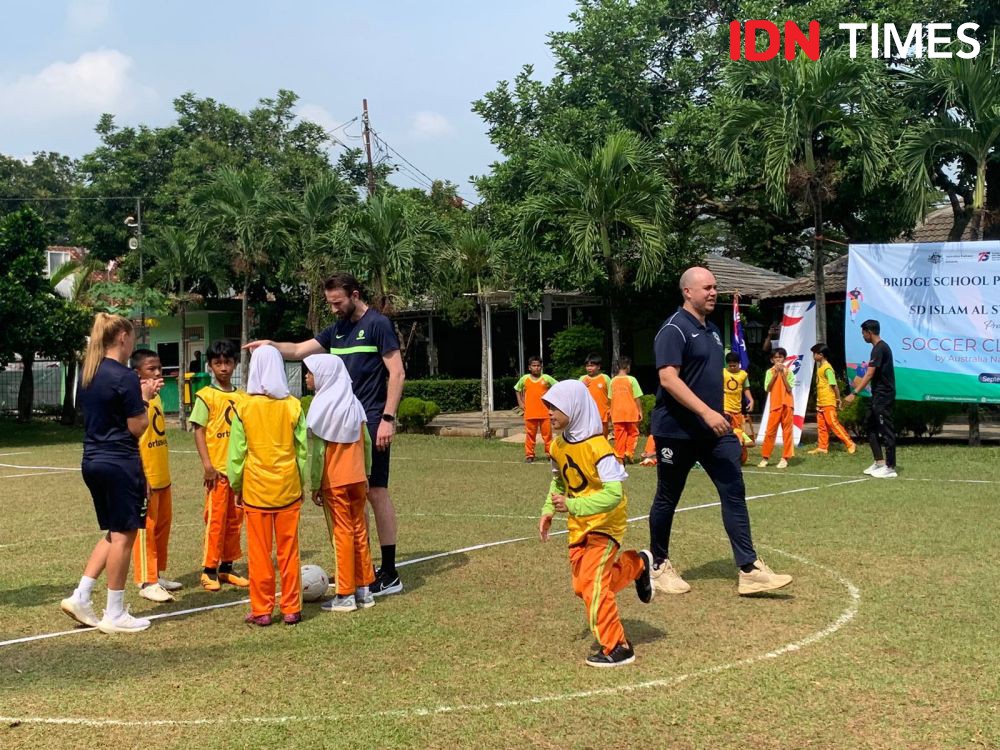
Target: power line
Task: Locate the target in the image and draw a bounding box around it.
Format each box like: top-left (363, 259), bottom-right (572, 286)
top-left (0, 195), bottom-right (142, 202)
top-left (370, 128), bottom-right (479, 206)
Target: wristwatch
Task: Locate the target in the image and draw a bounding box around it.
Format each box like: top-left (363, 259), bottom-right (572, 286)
top-left (381, 414), bottom-right (396, 423)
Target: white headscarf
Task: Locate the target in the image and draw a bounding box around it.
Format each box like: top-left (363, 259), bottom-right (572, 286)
top-left (543, 379), bottom-right (604, 443)
top-left (246, 344), bottom-right (290, 399)
top-left (304, 354), bottom-right (367, 443)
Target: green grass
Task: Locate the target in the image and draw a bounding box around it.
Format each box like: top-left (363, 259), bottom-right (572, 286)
top-left (1, 424), bottom-right (998, 749)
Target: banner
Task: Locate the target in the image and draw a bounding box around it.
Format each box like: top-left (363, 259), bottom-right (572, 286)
top-left (756, 300), bottom-right (816, 447)
top-left (732, 294), bottom-right (750, 371)
top-left (845, 242), bottom-right (1000, 403)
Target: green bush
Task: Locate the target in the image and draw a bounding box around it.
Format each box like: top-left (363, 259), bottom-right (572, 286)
top-left (548, 324), bottom-right (605, 380)
top-left (397, 397), bottom-right (441, 431)
top-left (404, 377), bottom-right (518, 412)
top-left (639, 394), bottom-right (656, 434)
top-left (838, 397), bottom-right (955, 441)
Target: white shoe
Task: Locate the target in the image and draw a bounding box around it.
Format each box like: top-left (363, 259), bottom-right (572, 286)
top-left (871, 465), bottom-right (897, 479)
top-left (863, 462), bottom-right (879, 475)
top-left (757, 459), bottom-right (768, 468)
top-left (320, 594), bottom-right (357, 613)
top-left (355, 590), bottom-right (376, 609)
top-left (139, 583), bottom-right (175, 603)
top-left (738, 559), bottom-right (793, 595)
top-left (650, 559), bottom-right (691, 594)
top-left (157, 577), bottom-right (183, 591)
top-left (97, 608), bottom-right (151, 634)
top-left (776, 458), bottom-right (788, 469)
top-left (60, 596), bottom-right (99, 627)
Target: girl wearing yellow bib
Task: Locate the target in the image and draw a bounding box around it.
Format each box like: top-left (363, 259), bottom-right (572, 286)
top-left (538, 380), bottom-right (654, 668)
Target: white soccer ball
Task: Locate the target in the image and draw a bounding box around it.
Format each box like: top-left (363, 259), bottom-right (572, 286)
top-left (301, 564), bottom-right (329, 602)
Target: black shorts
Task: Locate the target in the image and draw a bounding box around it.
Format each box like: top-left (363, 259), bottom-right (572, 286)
top-left (82, 457), bottom-right (146, 532)
top-left (366, 420), bottom-right (391, 489)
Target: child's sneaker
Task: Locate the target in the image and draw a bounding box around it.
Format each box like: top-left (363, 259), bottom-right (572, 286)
top-left (283, 612), bottom-right (302, 625)
top-left (738, 559), bottom-right (793, 595)
top-left (60, 596), bottom-right (99, 627)
top-left (650, 558), bottom-right (691, 594)
top-left (139, 583), bottom-right (174, 602)
top-left (807, 448), bottom-right (827, 455)
top-left (847, 444), bottom-right (857, 454)
top-left (639, 457), bottom-right (656, 467)
top-left (218, 570), bottom-right (250, 588)
top-left (585, 642), bottom-right (635, 668)
top-left (776, 458), bottom-right (788, 469)
top-left (200, 573), bottom-right (221, 592)
top-left (244, 613), bottom-right (272, 627)
top-left (355, 590), bottom-right (376, 609)
top-left (635, 550), bottom-right (654, 604)
top-left (157, 577), bottom-right (183, 591)
top-left (524, 456), bottom-right (535, 464)
top-left (321, 595), bottom-right (357, 613)
top-left (757, 459), bottom-right (769, 468)
top-left (97, 608), bottom-right (151, 634)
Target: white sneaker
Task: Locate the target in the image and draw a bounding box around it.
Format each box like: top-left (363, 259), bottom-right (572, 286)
top-left (757, 459), bottom-right (769, 468)
top-left (60, 596), bottom-right (99, 627)
top-left (139, 583), bottom-right (175, 603)
top-left (650, 559), bottom-right (691, 594)
top-left (320, 594), bottom-right (357, 613)
top-left (97, 608), bottom-right (151, 634)
top-left (871, 465), bottom-right (897, 479)
top-left (158, 577), bottom-right (183, 591)
top-left (863, 462), bottom-right (880, 475)
top-left (355, 590), bottom-right (376, 609)
top-left (776, 458), bottom-right (788, 469)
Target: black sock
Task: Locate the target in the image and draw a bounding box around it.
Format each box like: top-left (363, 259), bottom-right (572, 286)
top-left (219, 561), bottom-right (233, 574)
top-left (203, 567), bottom-right (218, 576)
top-left (380, 545), bottom-right (396, 577)
top-left (740, 563), bottom-right (756, 573)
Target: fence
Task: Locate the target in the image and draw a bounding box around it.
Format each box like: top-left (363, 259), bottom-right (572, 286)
top-left (0, 361), bottom-right (65, 413)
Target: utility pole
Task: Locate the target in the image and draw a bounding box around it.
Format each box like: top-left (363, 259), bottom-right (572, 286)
top-left (362, 99), bottom-right (376, 198)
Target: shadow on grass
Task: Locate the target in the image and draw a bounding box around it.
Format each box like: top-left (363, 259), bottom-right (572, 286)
top-left (2, 582), bottom-right (78, 608)
top-left (0, 418), bottom-right (83, 448)
top-left (389, 549), bottom-right (471, 595)
top-left (575, 619), bottom-right (668, 648)
top-left (680, 558), bottom-right (734, 582)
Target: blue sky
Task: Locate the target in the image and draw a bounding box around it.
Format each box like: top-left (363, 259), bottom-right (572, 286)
top-left (0, 1), bottom-right (578, 197)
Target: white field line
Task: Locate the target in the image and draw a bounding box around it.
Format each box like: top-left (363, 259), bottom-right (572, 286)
top-left (0, 471), bottom-right (76, 480)
top-left (0, 452), bottom-right (29, 457)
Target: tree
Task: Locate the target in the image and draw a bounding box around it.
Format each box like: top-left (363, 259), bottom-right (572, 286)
top-left (520, 130), bottom-right (672, 363)
top-left (0, 152), bottom-right (80, 243)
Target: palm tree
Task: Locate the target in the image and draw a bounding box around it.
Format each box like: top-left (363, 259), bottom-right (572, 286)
top-left (194, 168), bottom-right (290, 383)
top-left (716, 50), bottom-right (888, 341)
top-left (520, 130), bottom-right (672, 364)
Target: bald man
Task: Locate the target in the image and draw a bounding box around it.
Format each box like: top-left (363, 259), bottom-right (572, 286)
top-left (648, 267), bottom-right (792, 596)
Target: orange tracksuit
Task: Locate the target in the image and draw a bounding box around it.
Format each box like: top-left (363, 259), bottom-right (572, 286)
top-left (762, 367), bottom-right (795, 461)
top-left (191, 386), bottom-right (246, 570)
top-left (545, 435), bottom-right (641, 654)
top-left (133, 395), bottom-right (172, 585)
top-left (610, 374), bottom-right (642, 460)
top-left (227, 395), bottom-right (307, 617)
top-left (580, 373), bottom-right (612, 435)
top-left (515, 373), bottom-right (557, 457)
top-left (313, 425), bottom-right (375, 596)
top-left (814, 361), bottom-right (855, 451)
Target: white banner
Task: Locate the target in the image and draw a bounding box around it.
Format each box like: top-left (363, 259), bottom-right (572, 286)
top-left (756, 300), bottom-right (817, 446)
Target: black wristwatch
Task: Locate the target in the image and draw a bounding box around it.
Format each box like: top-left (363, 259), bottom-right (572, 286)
top-left (381, 414), bottom-right (396, 423)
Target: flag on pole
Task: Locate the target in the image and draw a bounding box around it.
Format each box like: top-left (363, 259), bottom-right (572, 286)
top-left (732, 293), bottom-right (749, 371)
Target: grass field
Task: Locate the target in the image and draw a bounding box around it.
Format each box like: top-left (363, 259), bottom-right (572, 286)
top-left (1, 421), bottom-right (998, 749)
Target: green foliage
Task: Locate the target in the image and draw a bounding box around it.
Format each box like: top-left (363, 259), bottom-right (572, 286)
top-left (639, 393), bottom-right (656, 434)
top-left (0, 152), bottom-right (79, 243)
top-left (548, 324), bottom-right (604, 380)
top-left (839, 397), bottom-right (954, 441)
top-left (404, 377), bottom-right (518, 413)
top-left (397, 396), bottom-right (441, 431)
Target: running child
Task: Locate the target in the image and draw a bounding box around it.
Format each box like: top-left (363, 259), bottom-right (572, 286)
top-left (610, 357), bottom-right (643, 463)
top-left (304, 354), bottom-right (376, 613)
top-left (538, 380), bottom-right (654, 668)
top-left (758, 347), bottom-right (795, 469)
top-left (227, 345), bottom-right (308, 626)
top-left (808, 344), bottom-right (856, 456)
top-left (191, 339), bottom-right (250, 592)
top-left (514, 356), bottom-right (557, 463)
top-left (130, 349), bottom-right (179, 603)
top-left (580, 353), bottom-right (611, 436)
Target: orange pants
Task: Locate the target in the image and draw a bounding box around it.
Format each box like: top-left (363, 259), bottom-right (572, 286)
top-left (569, 534), bottom-right (643, 653)
top-left (133, 486), bottom-right (172, 585)
top-left (245, 504), bottom-right (301, 616)
top-left (762, 407), bottom-right (795, 460)
top-left (726, 412), bottom-right (745, 433)
top-left (816, 406), bottom-right (855, 451)
top-left (321, 481), bottom-right (375, 596)
top-left (524, 418), bottom-right (552, 457)
top-left (613, 422), bottom-right (639, 459)
top-left (202, 476), bottom-right (243, 569)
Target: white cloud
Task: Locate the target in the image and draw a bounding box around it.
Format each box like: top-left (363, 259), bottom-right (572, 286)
top-left (411, 111), bottom-right (455, 140)
top-left (0, 49), bottom-right (153, 124)
top-left (66, 0), bottom-right (112, 32)
top-left (296, 103), bottom-right (342, 135)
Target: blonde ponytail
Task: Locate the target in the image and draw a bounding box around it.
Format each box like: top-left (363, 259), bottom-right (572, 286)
top-left (81, 313), bottom-right (134, 388)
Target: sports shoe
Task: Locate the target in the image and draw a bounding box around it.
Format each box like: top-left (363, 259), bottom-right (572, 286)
top-left (757, 459), bottom-right (769, 468)
top-left (524, 456), bottom-right (535, 464)
top-left (807, 448), bottom-right (827, 455)
top-left (283, 612), bottom-right (302, 625)
top-left (871, 465), bottom-right (898, 479)
top-left (157, 577), bottom-right (182, 591)
top-left (244, 613), bottom-right (272, 627)
top-left (650, 559), bottom-right (691, 594)
top-left (847, 444), bottom-right (857, 454)
top-left (371, 572), bottom-right (403, 597)
top-left (355, 590), bottom-right (376, 609)
top-left (321, 594), bottom-right (357, 613)
top-left (636, 550), bottom-right (654, 604)
top-left (863, 462), bottom-right (880, 475)
top-left (738, 559), bottom-right (793, 595)
top-left (776, 458), bottom-right (788, 469)
top-left (139, 583), bottom-right (174, 603)
top-left (97, 608), bottom-right (151, 634)
top-left (586, 642), bottom-right (635, 668)
top-left (60, 596), bottom-right (99, 627)
top-left (218, 571), bottom-right (250, 588)
top-left (200, 573), bottom-right (221, 592)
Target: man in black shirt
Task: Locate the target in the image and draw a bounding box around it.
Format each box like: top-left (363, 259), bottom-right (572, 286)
top-left (845, 319), bottom-right (896, 478)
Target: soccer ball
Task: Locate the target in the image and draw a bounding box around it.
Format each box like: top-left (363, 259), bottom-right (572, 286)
top-left (301, 565), bottom-right (329, 602)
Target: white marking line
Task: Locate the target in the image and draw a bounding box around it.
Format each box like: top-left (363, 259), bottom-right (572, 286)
top-left (0, 452), bottom-right (29, 457)
top-left (0, 471), bottom-right (76, 480)
top-left (742, 469), bottom-right (998, 485)
top-left (0, 523), bottom-right (204, 551)
top-left (0, 542), bottom-right (861, 726)
top-left (0, 462), bottom-right (78, 472)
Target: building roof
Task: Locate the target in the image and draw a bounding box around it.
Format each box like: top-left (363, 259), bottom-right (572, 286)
top-left (903, 204), bottom-right (979, 243)
top-left (760, 254), bottom-right (847, 302)
top-left (703, 254), bottom-right (794, 299)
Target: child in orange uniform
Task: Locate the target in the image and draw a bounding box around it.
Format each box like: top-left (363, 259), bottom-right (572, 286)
top-left (515, 356), bottom-right (557, 463)
top-left (639, 435), bottom-right (657, 467)
top-left (808, 344), bottom-right (856, 455)
top-left (579, 353), bottom-right (611, 436)
top-left (130, 349), bottom-right (179, 603)
top-left (610, 357), bottom-right (643, 463)
top-left (758, 347), bottom-right (795, 469)
top-left (191, 339), bottom-right (249, 592)
top-left (304, 354), bottom-right (375, 614)
top-left (539, 380), bottom-right (654, 667)
top-left (227, 345), bottom-right (308, 626)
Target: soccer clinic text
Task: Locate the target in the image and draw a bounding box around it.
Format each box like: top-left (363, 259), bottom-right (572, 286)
top-left (729, 21), bottom-right (980, 61)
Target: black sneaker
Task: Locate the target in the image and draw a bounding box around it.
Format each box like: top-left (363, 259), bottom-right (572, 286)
top-left (370, 571), bottom-right (403, 597)
top-left (586, 642), bottom-right (635, 668)
top-left (636, 550), bottom-right (654, 604)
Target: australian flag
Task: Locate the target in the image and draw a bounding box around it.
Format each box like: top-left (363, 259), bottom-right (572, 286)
top-left (732, 295), bottom-right (749, 371)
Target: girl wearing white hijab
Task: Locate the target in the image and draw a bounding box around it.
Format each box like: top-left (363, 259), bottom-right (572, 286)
top-left (538, 379), bottom-right (654, 668)
top-left (227, 345), bottom-right (307, 626)
top-left (304, 354), bottom-right (375, 613)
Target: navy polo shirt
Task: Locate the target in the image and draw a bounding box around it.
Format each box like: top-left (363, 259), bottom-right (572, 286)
top-left (650, 307), bottom-right (726, 439)
top-left (78, 357), bottom-right (145, 460)
top-left (314, 308), bottom-right (400, 421)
